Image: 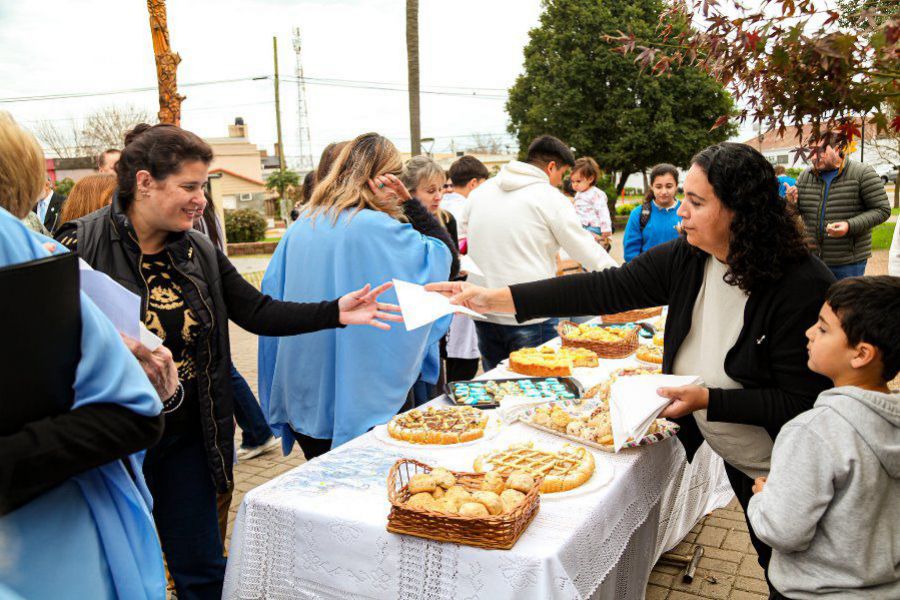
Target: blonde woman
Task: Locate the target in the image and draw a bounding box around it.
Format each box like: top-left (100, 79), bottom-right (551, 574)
top-left (259, 133), bottom-right (459, 458)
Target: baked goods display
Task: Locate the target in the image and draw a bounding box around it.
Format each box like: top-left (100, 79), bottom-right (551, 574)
top-left (653, 331), bottom-right (664, 347)
top-left (387, 406), bottom-right (489, 445)
top-left (600, 306), bottom-right (663, 324)
top-left (636, 344), bottom-right (663, 366)
top-left (586, 366), bottom-right (662, 401)
top-left (473, 442), bottom-right (595, 493)
top-left (448, 377), bottom-right (580, 407)
top-left (557, 321), bottom-right (640, 358)
top-left (523, 399), bottom-right (680, 452)
top-left (508, 346), bottom-right (598, 377)
top-left (387, 459), bottom-right (542, 549)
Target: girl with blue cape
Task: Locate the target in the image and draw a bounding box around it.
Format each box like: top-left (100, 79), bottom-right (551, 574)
top-left (0, 206), bottom-right (166, 599)
top-left (259, 133), bottom-right (458, 456)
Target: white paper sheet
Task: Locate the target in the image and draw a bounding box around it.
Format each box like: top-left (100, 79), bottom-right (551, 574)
top-left (610, 374), bottom-right (701, 452)
top-left (392, 279), bottom-right (484, 331)
top-left (139, 322), bottom-right (163, 351)
top-left (79, 267), bottom-right (141, 340)
top-left (459, 254), bottom-right (483, 277)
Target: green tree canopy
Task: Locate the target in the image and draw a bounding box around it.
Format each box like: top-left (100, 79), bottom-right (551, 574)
top-left (507, 0), bottom-right (737, 193)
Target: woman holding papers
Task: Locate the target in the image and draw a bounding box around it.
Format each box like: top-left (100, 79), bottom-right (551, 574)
top-left (259, 133), bottom-right (458, 460)
top-left (427, 142), bottom-right (834, 588)
top-left (56, 123), bottom-right (401, 600)
top-left (0, 113), bottom-right (166, 599)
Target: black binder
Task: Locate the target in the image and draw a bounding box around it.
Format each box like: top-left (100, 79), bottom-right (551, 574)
top-left (0, 252), bottom-right (81, 434)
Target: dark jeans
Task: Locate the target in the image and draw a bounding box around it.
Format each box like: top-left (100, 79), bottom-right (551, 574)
top-left (828, 260), bottom-right (866, 280)
top-left (445, 357), bottom-right (479, 383)
top-left (724, 463), bottom-right (776, 595)
top-left (230, 362), bottom-right (272, 449)
top-left (474, 318), bottom-right (559, 371)
top-left (412, 378), bottom-right (437, 407)
top-left (143, 432), bottom-right (226, 600)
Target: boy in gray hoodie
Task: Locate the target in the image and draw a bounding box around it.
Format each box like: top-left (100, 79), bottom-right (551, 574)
top-left (747, 276), bottom-right (900, 599)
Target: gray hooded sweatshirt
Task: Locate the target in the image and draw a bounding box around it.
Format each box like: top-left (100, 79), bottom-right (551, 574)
top-left (747, 387), bottom-right (900, 598)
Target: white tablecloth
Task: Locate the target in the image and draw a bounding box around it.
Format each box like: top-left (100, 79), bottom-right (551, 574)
top-left (224, 351), bottom-right (733, 600)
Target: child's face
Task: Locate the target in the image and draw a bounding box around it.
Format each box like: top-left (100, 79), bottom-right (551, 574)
top-left (805, 302), bottom-right (855, 381)
top-left (570, 171), bottom-right (594, 193)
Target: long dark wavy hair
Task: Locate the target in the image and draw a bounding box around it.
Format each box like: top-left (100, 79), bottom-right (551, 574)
top-left (691, 143), bottom-right (808, 293)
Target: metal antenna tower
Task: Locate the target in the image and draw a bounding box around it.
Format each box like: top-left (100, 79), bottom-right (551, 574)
top-left (292, 26), bottom-right (314, 171)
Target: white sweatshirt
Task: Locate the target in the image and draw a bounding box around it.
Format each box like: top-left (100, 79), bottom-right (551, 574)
top-left (466, 161), bottom-right (617, 325)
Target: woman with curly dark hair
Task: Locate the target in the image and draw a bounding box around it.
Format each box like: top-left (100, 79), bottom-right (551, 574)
top-left (426, 142), bottom-right (835, 591)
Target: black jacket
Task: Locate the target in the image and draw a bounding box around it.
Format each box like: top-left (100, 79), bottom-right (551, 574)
top-left (511, 238), bottom-right (835, 461)
top-left (33, 191), bottom-right (66, 233)
top-left (56, 194), bottom-right (344, 491)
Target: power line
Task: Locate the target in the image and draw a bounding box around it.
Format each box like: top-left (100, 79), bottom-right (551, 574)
top-left (0, 74), bottom-right (508, 104)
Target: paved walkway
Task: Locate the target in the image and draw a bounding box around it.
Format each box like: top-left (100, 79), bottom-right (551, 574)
top-left (223, 245), bottom-right (894, 599)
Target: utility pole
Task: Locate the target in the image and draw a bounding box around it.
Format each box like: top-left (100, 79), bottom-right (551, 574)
top-left (273, 36), bottom-right (287, 220)
top-left (406, 0), bottom-right (421, 156)
top-left (147, 0), bottom-right (184, 125)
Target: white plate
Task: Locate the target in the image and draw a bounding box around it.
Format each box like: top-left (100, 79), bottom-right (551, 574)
top-left (540, 462), bottom-right (615, 500)
top-left (371, 416), bottom-right (501, 449)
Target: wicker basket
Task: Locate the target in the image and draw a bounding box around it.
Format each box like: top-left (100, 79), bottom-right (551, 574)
top-left (557, 320), bottom-right (639, 359)
top-left (600, 306), bottom-right (663, 324)
top-left (386, 459), bottom-right (541, 550)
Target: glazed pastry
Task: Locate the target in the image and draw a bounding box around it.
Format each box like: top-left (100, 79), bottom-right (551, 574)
top-left (388, 406), bottom-right (489, 444)
top-left (458, 502), bottom-right (490, 517)
top-left (471, 491), bottom-right (503, 515)
top-left (408, 473), bottom-right (437, 494)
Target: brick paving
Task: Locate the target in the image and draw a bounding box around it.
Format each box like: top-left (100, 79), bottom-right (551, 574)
top-left (222, 248), bottom-right (894, 598)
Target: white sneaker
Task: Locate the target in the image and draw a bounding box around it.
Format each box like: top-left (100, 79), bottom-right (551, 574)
top-left (236, 436), bottom-right (280, 460)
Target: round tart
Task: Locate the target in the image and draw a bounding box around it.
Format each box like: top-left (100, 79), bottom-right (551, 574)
top-left (473, 442), bottom-right (595, 493)
top-left (636, 344), bottom-right (663, 365)
top-left (388, 406), bottom-right (489, 445)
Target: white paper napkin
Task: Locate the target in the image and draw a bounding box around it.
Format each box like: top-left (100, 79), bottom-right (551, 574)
top-left (392, 279), bottom-right (484, 331)
top-left (609, 374), bottom-right (701, 452)
top-left (497, 395), bottom-right (554, 425)
top-left (79, 258), bottom-right (141, 340)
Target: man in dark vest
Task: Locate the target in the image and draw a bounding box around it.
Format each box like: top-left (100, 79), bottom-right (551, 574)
top-left (786, 135), bottom-right (890, 280)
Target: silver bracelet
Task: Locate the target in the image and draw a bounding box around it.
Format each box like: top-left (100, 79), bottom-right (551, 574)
top-left (162, 382), bottom-right (184, 414)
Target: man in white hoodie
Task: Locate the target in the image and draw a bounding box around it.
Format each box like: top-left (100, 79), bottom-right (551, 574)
top-left (747, 276), bottom-right (900, 599)
top-left (465, 135), bottom-right (617, 369)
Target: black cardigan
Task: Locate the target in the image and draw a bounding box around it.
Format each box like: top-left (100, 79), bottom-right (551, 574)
top-left (511, 238), bottom-right (835, 461)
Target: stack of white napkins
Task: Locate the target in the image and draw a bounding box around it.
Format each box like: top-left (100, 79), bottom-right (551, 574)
top-left (609, 374), bottom-right (701, 452)
top-left (392, 279), bottom-right (484, 330)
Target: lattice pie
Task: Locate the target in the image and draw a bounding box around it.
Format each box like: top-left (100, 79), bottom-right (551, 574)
top-left (473, 442), bottom-right (595, 493)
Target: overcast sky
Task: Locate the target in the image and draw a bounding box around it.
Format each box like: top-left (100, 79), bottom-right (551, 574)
top-left (0, 0), bottom-right (752, 164)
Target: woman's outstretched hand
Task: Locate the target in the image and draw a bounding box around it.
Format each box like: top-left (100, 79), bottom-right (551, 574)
top-left (657, 384), bottom-right (710, 419)
top-left (424, 281), bottom-right (515, 314)
top-left (338, 282), bottom-right (403, 330)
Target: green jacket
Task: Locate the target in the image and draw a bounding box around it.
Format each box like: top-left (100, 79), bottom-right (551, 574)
top-left (796, 159), bottom-right (890, 266)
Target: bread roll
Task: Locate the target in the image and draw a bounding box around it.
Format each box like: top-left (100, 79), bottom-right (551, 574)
top-left (471, 491), bottom-right (503, 515)
top-left (430, 467), bottom-right (457, 489)
top-left (408, 473), bottom-right (437, 494)
top-left (445, 485), bottom-right (471, 502)
top-left (407, 492), bottom-right (437, 510)
top-left (480, 471), bottom-right (505, 495)
top-left (500, 489), bottom-right (526, 512)
top-left (505, 471), bottom-right (535, 493)
top-left (458, 502), bottom-right (490, 517)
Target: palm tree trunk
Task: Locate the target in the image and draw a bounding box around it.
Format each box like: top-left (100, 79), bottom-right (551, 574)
top-left (406, 0), bottom-right (421, 156)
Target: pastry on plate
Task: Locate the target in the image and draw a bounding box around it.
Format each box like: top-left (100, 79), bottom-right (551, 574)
top-left (388, 406), bottom-right (489, 445)
top-left (474, 442), bottom-right (595, 493)
top-left (508, 346), bottom-right (598, 377)
top-left (636, 344), bottom-right (663, 365)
